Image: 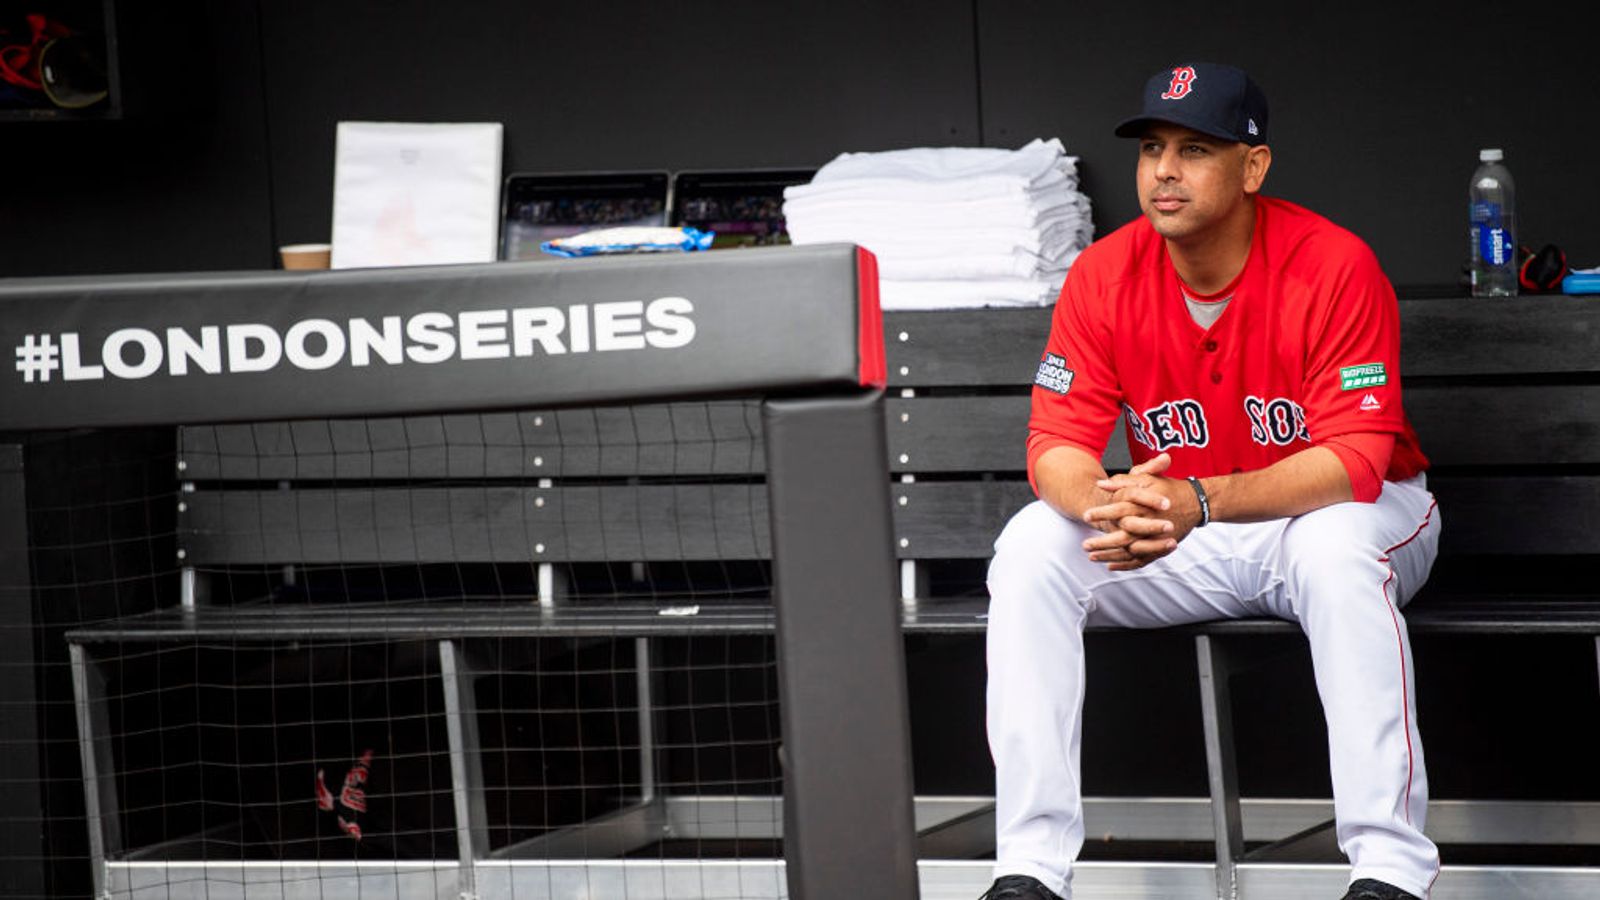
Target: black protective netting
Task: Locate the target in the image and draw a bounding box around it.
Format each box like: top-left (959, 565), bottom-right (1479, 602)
top-left (5, 405), bottom-right (793, 897)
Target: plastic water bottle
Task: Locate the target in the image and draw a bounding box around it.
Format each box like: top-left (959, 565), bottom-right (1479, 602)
top-left (1468, 148), bottom-right (1517, 297)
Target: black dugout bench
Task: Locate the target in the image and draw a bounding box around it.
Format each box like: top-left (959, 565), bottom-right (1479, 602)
top-left (3, 249), bottom-right (1598, 899)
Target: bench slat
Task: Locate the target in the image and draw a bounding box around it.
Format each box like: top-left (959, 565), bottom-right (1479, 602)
top-left (1408, 384), bottom-right (1600, 465)
top-left (887, 396), bottom-right (1130, 473)
top-left (892, 476), bottom-right (1600, 558)
top-left (884, 299), bottom-right (1600, 388)
top-left (885, 385), bottom-right (1600, 473)
top-left (886, 308), bottom-right (1049, 388)
top-left (65, 601), bottom-right (784, 642)
top-left (889, 396), bottom-right (1023, 473)
top-left (183, 475), bottom-right (1600, 567)
top-left (172, 307), bottom-right (1600, 483)
top-left (892, 481), bottom-right (1032, 558)
top-left (182, 484), bottom-right (772, 564)
top-left (1429, 475), bottom-right (1600, 555)
top-left (178, 402), bottom-right (765, 480)
top-left (1401, 297), bottom-right (1600, 377)
top-left (64, 594), bottom-right (1600, 646)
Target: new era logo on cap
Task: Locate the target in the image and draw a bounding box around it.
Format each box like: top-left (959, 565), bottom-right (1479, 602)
top-left (1115, 62), bottom-right (1270, 146)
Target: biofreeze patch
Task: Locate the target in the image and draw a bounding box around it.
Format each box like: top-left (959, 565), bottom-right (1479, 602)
top-left (1339, 363), bottom-right (1386, 391)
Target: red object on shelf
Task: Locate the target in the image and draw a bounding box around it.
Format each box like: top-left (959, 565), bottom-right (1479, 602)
top-left (0, 13), bottom-right (72, 92)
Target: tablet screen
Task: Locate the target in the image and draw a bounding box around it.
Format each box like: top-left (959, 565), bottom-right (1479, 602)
top-left (670, 169), bottom-right (815, 250)
top-left (500, 172), bottom-right (670, 261)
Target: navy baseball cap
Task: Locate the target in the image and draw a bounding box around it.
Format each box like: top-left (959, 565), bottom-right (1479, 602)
top-left (1114, 63), bottom-right (1269, 146)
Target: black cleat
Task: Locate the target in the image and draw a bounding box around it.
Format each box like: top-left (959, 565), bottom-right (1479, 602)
top-left (1342, 878), bottom-right (1420, 900)
top-left (979, 874), bottom-right (1065, 900)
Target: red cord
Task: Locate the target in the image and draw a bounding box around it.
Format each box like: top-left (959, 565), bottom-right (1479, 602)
top-left (0, 14), bottom-right (73, 92)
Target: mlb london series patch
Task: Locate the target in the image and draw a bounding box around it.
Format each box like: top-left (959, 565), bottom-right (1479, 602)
top-left (1035, 353), bottom-right (1074, 395)
top-left (1339, 363), bottom-right (1387, 391)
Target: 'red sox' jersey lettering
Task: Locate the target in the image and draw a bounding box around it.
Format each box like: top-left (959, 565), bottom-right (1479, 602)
top-left (1128, 399), bottom-right (1210, 451)
top-left (1244, 395), bottom-right (1310, 447)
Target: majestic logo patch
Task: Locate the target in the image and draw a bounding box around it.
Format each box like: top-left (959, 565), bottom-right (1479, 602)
top-left (1245, 396), bottom-right (1310, 447)
top-left (1360, 392), bottom-right (1382, 412)
top-left (1340, 363), bottom-right (1387, 391)
top-left (1161, 66), bottom-right (1197, 100)
top-left (1034, 352), bottom-right (1074, 395)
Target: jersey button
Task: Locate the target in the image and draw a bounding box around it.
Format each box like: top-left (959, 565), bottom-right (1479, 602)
top-left (1210, 372), bottom-right (1223, 383)
top-left (1204, 340), bottom-right (1219, 352)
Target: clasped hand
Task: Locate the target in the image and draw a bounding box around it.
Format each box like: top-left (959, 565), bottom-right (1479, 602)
top-left (1080, 452), bottom-right (1198, 571)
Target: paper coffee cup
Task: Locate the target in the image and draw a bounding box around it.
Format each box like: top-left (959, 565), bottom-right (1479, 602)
top-left (280, 243), bottom-right (332, 270)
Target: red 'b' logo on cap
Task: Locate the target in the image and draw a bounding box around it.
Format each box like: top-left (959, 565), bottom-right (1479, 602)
top-left (1161, 66), bottom-right (1197, 100)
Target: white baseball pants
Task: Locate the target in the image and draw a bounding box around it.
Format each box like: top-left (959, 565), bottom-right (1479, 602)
top-left (985, 475), bottom-right (1441, 899)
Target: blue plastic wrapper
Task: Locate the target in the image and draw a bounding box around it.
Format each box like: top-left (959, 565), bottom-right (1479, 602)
top-left (1562, 272), bottom-right (1600, 295)
top-left (540, 226), bottom-right (716, 258)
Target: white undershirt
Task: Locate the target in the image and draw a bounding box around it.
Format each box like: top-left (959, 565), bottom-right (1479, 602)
top-left (1184, 292), bottom-right (1232, 329)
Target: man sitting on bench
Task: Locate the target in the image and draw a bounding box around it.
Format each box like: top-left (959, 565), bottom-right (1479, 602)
top-left (981, 63), bottom-right (1440, 900)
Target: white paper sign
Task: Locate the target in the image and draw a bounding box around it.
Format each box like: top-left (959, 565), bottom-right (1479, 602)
top-left (330, 121), bottom-right (503, 269)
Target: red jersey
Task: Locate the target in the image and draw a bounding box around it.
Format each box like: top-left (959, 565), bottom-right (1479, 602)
top-left (1029, 196), bottom-right (1427, 482)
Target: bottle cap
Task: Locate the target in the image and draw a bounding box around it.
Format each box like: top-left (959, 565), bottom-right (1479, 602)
top-left (1479, 148), bottom-right (1504, 162)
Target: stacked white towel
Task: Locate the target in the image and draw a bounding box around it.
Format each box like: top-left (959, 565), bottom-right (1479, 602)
top-left (783, 138), bottom-right (1093, 311)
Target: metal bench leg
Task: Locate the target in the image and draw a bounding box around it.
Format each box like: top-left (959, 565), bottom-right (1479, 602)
top-left (895, 416), bottom-right (927, 613)
top-left (178, 480), bottom-right (207, 612)
top-left (278, 480), bottom-right (297, 589)
top-left (899, 560), bottom-right (927, 607)
top-left (440, 639), bottom-right (488, 900)
top-left (635, 637), bottom-right (659, 805)
top-left (69, 643), bottom-right (119, 900)
top-left (535, 478), bottom-right (568, 608)
top-left (1196, 634), bottom-right (1244, 900)
top-left (536, 563), bottom-right (565, 608)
